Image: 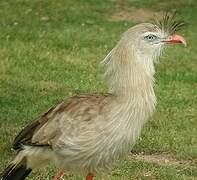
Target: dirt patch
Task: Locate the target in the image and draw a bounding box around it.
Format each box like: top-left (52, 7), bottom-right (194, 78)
top-left (129, 153), bottom-right (195, 167)
top-left (110, 7), bottom-right (164, 23)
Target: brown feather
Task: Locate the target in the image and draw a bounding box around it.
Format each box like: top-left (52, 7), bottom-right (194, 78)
top-left (13, 93), bottom-right (112, 149)
top-left (13, 106), bottom-right (56, 149)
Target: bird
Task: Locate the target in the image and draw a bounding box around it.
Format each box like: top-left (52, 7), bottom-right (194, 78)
top-left (0, 13), bottom-right (186, 180)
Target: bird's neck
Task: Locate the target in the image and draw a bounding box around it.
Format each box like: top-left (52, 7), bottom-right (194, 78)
top-left (104, 44), bottom-right (156, 97)
top-left (104, 43), bottom-right (157, 124)
top-left (107, 58), bottom-right (156, 118)
top-left (103, 47), bottom-right (157, 150)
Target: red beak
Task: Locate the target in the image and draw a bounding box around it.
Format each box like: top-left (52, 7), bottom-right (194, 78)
top-left (164, 34), bottom-right (186, 46)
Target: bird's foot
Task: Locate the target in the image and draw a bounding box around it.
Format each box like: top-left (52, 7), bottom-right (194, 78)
top-left (54, 171), bottom-right (65, 180)
top-left (86, 173), bottom-right (94, 180)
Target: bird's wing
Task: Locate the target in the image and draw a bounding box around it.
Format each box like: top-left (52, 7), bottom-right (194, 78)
top-left (13, 93), bottom-right (111, 150)
top-left (13, 102), bottom-right (64, 149)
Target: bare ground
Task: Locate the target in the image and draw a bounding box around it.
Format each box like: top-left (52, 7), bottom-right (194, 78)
top-left (110, 7), bottom-right (164, 23)
top-left (129, 152), bottom-right (196, 168)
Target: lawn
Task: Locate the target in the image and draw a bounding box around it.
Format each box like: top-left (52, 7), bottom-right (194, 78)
top-left (0, 0), bottom-right (196, 179)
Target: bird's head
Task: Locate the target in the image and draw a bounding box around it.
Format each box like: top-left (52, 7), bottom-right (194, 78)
top-left (102, 13), bottom-right (186, 92)
top-left (120, 13), bottom-right (186, 63)
top-left (102, 13), bottom-right (186, 68)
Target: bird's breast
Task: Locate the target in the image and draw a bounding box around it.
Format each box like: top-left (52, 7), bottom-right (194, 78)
top-left (55, 93), bottom-right (156, 173)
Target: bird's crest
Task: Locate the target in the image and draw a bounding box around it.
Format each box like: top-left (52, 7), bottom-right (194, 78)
top-left (154, 12), bottom-right (185, 34)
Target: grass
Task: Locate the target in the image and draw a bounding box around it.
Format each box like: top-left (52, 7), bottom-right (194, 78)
top-left (0, 0), bottom-right (196, 179)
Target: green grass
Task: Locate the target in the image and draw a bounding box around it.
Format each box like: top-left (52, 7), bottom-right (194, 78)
top-left (0, 0), bottom-right (196, 179)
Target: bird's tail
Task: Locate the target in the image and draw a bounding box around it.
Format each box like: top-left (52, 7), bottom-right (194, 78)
top-left (0, 157), bottom-right (32, 180)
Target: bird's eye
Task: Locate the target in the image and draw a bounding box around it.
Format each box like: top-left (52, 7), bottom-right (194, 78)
top-left (144, 34), bottom-right (158, 41)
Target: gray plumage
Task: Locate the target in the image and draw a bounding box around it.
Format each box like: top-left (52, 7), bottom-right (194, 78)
top-left (1, 17), bottom-right (186, 180)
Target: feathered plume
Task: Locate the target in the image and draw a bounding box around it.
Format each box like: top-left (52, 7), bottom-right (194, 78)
top-left (154, 11), bottom-right (185, 34)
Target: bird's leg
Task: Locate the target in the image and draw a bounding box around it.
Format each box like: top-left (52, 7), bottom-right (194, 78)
top-left (86, 173), bottom-right (94, 180)
top-left (53, 171), bottom-right (65, 180)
